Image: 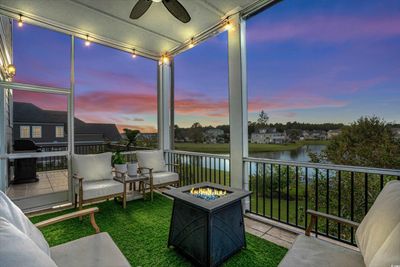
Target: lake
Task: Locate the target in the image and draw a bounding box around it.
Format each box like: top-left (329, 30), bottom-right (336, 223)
top-left (250, 144), bottom-right (326, 162)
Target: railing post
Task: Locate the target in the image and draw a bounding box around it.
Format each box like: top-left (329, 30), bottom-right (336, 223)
top-left (228, 14), bottom-right (249, 211)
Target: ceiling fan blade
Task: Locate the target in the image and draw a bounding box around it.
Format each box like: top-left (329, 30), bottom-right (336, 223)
top-left (130, 0), bottom-right (152, 19)
top-left (162, 0), bottom-right (191, 23)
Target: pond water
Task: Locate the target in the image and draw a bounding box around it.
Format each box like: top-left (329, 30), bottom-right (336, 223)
top-left (175, 144), bottom-right (327, 173)
top-left (250, 144), bottom-right (326, 162)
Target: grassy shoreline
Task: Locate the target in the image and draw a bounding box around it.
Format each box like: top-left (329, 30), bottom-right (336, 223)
top-left (174, 140), bottom-right (329, 154)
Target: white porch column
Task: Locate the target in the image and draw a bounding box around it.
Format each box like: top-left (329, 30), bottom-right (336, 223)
top-left (228, 14), bottom-right (249, 210)
top-left (157, 59), bottom-right (172, 151)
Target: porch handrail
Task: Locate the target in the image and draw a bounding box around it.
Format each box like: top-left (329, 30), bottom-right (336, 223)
top-left (165, 150), bottom-right (229, 159)
top-left (244, 156), bottom-right (400, 176)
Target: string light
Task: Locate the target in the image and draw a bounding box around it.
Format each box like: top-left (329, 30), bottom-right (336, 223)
top-left (163, 55), bottom-right (169, 64)
top-left (84, 34), bottom-right (91, 46)
top-left (132, 49), bottom-right (137, 58)
top-left (224, 20), bottom-right (234, 31)
top-left (188, 38), bottom-right (195, 48)
top-left (17, 14), bottom-right (23, 27)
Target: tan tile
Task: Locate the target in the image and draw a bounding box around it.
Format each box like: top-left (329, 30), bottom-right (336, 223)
top-left (28, 182), bottom-right (51, 190)
top-left (246, 226), bottom-right (264, 237)
top-left (52, 186), bottom-right (68, 192)
top-left (27, 188), bottom-right (53, 196)
top-left (244, 218), bottom-right (272, 233)
top-left (267, 227), bottom-right (297, 243)
top-left (261, 233), bottom-right (292, 249)
top-left (9, 183), bottom-right (28, 190)
top-left (7, 188), bottom-right (28, 198)
top-left (50, 180), bottom-right (68, 186)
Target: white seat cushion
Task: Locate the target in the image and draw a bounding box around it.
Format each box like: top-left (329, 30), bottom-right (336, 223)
top-left (0, 191), bottom-right (50, 256)
top-left (136, 150), bottom-right (166, 173)
top-left (144, 172), bottom-right (179, 186)
top-left (72, 152), bottom-right (113, 181)
top-left (356, 180), bottom-right (400, 267)
top-left (278, 235), bottom-right (364, 267)
top-left (0, 217), bottom-right (57, 267)
top-left (77, 179), bottom-right (124, 200)
top-left (50, 232), bottom-right (130, 267)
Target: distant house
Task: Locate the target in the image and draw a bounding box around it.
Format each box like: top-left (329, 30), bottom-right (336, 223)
top-left (13, 102), bottom-right (121, 146)
top-left (204, 128), bottom-right (224, 144)
top-left (300, 130), bottom-right (327, 141)
top-left (250, 128), bottom-right (287, 144)
top-left (327, 129), bottom-right (342, 139)
top-left (136, 133), bottom-right (157, 143)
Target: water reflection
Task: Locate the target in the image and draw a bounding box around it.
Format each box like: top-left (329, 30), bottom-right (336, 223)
top-left (250, 145), bottom-right (326, 162)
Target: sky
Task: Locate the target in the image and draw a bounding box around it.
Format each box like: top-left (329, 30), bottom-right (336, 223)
top-left (13, 0), bottom-right (400, 132)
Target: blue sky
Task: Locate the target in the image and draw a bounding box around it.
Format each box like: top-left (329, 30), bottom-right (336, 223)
top-left (13, 0), bottom-right (400, 131)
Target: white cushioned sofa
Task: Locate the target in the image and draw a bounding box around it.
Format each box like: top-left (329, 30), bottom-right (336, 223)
top-left (0, 191), bottom-right (130, 267)
top-left (72, 152), bottom-right (126, 209)
top-left (279, 180), bottom-right (400, 267)
top-left (136, 150), bottom-right (180, 201)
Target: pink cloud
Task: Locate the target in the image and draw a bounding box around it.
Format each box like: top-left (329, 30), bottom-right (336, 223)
top-left (13, 91), bottom-right (68, 110)
top-left (248, 15), bottom-right (400, 44)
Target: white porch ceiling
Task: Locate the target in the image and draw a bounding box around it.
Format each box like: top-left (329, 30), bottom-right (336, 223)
top-left (0, 0), bottom-right (259, 57)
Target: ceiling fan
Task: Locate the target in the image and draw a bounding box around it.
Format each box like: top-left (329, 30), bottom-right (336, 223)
top-left (130, 0), bottom-right (191, 23)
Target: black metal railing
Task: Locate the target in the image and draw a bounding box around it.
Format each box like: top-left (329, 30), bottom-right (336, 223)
top-left (244, 157), bottom-right (400, 246)
top-left (165, 150), bottom-right (230, 187)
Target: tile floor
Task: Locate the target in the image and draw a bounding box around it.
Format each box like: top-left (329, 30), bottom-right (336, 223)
top-left (7, 170), bottom-right (68, 199)
top-left (244, 217), bottom-right (297, 248)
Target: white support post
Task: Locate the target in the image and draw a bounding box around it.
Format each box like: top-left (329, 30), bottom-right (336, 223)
top-left (0, 89), bottom-right (7, 192)
top-left (68, 36), bottom-right (75, 203)
top-left (228, 14), bottom-right (249, 210)
top-left (157, 60), bottom-right (172, 151)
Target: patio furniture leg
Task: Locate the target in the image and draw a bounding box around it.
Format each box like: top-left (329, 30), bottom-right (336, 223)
top-left (74, 193), bottom-right (77, 209)
top-left (123, 191), bottom-right (126, 209)
top-left (79, 197), bottom-right (83, 221)
top-left (78, 178), bottom-right (83, 220)
top-left (90, 212), bottom-right (100, 233)
top-left (151, 185), bottom-right (154, 201)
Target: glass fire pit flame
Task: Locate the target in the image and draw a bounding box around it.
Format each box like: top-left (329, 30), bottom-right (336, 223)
top-left (189, 187), bottom-right (227, 201)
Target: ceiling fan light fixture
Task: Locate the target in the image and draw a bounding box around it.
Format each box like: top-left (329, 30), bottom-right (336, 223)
top-left (152, 0), bottom-right (162, 2)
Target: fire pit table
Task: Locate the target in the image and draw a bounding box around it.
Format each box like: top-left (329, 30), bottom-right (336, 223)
top-left (163, 182), bottom-right (251, 267)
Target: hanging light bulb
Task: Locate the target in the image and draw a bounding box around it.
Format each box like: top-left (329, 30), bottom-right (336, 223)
top-left (162, 55), bottom-right (169, 64)
top-left (132, 49), bottom-right (137, 58)
top-left (17, 14), bottom-right (23, 27)
top-left (6, 64), bottom-right (16, 78)
top-left (224, 20), bottom-right (234, 31)
top-left (84, 34), bottom-right (91, 46)
top-left (188, 38), bottom-right (195, 49)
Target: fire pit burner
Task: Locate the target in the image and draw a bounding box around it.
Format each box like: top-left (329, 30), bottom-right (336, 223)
top-left (164, 182), bottom-right (251, 267)
top-left (187, 186), bottom-right (229, 201)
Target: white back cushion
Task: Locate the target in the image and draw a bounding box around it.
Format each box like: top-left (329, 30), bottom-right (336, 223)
top-left (136, 150), bottom-right (166, 173)
top-left (0, 217), bottom-right (57, 267)
top-left (356, 180), bottom-right (400, 267)
top-left (0, 191), bottom-right (50, 256)
top-left (72, 152), bottom-right (113, 181)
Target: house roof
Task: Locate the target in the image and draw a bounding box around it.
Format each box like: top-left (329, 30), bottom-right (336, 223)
top-left (14, 102), bottom-right (121, 142)
top-left (0, 0), bottom-right (265, 58)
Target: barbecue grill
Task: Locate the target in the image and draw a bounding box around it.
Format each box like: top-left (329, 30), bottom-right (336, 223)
top-left (12, 140), bottom-right (41, 184)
